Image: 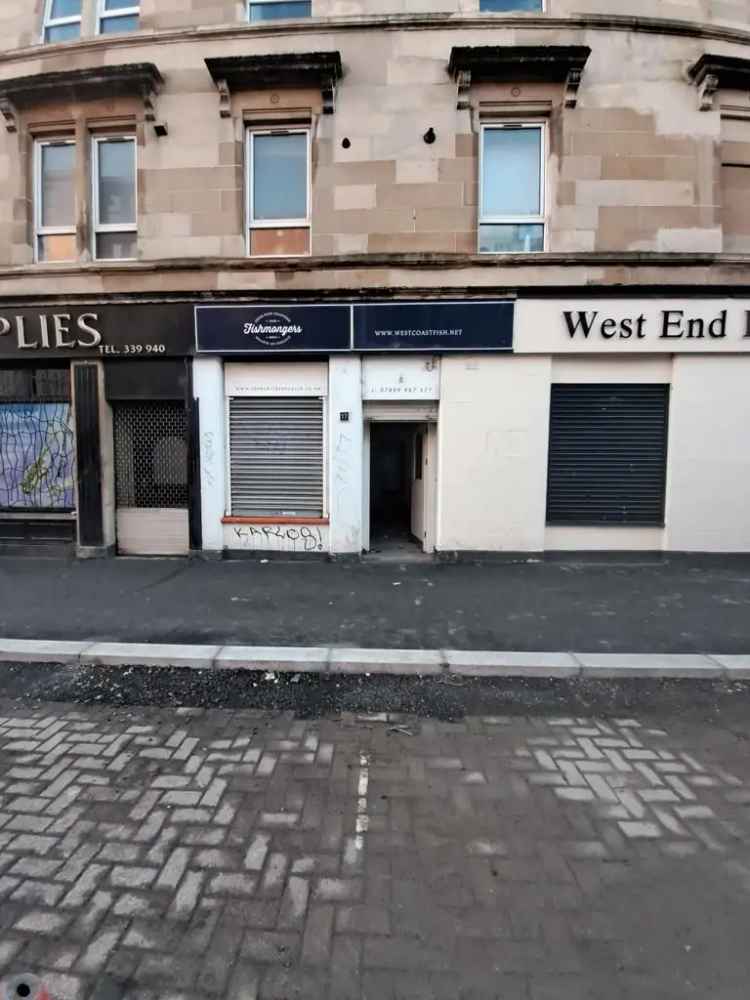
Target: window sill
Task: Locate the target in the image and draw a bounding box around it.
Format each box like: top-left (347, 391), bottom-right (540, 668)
top-left (222, 515), bottom-right (328, 525)
top-left (0, 510), bottom-right (76, 520)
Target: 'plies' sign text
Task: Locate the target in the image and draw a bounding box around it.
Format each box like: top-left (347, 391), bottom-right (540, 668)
top-left (0, 304), bottom-right (195, 359)
top-left (514, 300), bottom-right (750, 354)
top-left (0, 312), bottom-right (101, 350)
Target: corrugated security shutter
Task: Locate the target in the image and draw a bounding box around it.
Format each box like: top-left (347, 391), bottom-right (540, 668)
top-left (230, 396), bottom-right (324, 517)
top-left (546, 384), bottom-right (669, 526)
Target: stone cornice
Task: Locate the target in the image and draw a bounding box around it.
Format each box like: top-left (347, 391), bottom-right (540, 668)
top-left (205, 51), bottom-right (342, 115)
top-left (0, 251), bottom-right (748, 277)
top-left (0, 63), bottom-right (163, 132)
top-left (1, 13), bottom-right (750, 71)
top-left (689, 53), bottom-right (750, 111)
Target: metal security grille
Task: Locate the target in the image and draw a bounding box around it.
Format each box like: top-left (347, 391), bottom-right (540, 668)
top-left (0, 367), bottom-right (74, 511)
top-left (229, 397), bottom-right (324, 517)
top-left (113, 402), bottom-right (188, 509)
top-left (546, 384), bottom-right (669, 526)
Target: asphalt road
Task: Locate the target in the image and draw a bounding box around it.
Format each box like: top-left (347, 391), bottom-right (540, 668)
top-left (2, 554), bottom-right (750, 652)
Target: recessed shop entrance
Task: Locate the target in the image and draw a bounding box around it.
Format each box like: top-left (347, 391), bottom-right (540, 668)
top-left (364, 415), bottom-right (436, 556)
top-left (113, 401), bottom-right (190, 555)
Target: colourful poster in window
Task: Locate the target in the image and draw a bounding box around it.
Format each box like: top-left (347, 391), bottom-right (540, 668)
top-left (0, 402), bottom-right (75, 509)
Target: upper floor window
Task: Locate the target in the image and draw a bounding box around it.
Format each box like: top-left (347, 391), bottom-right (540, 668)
top-left (33, 136), bottom-right (137, 263)
top-left (34, 140), bottom-right (77, 262)
top-left (247, 0), bottom-right (311, 22)
top-left (93, 136), bottom-right (137, 260)
top-left (479, 123), bottom-right (545, 253)
top-left (98, 0), bottom-right (140, 34)
top-left (247, 129), bottom-right (310, 257)
top-left (479, 0), bottom-right (542, 9)
top-left (42, 0), bottom-right (81, 43)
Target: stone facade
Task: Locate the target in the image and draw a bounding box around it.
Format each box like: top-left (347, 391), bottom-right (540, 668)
top-left (0, 4), bottom-right (748, 284)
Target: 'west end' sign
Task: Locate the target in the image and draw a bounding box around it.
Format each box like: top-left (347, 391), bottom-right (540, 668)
top-left (514, 299), bottom-right (750, 353)
top-left (195, 301), bottom-right (514, 353)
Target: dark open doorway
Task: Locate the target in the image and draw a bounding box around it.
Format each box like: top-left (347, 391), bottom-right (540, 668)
top-left (369, 422), bottom-right (420, 554)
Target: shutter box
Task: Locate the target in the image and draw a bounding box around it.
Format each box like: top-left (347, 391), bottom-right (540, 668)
top-left (546, 384), bottom-right (669, 526)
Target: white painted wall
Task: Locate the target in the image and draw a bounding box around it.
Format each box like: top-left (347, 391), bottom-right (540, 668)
top-left (329, 356), bottom-right (363, 554)
top-left (545, 526), bottom-right (665, 552)
top-left (223, 522), bottom-right (329, 554)
top-left (665, 356), bottom-right (750, 552)
top-left (193, 358), bottom-right (226, 554)
top-left (437, 355), bottom-right (551, 552)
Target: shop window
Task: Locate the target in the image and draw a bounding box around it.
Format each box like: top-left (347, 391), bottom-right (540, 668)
top-left (479, 0), bottom-right (542, 8)
top-left (247, 129), bottom-right (311, 257)
top-left (228, 397), bottom-right (324, 517)
top-left (247, 0), bottom-right (312, 22)
top-left (546, 385), bottom-right (669, 526)
top-left (0, 368), bottom-right (74, 511)
top-left (34, 140), bottom-right (77, 263)
top-left (98, 0), bottom-right (140, 34)
top-left (479, 123), bottom-right (545, 253)
top-left (42, 0), bottom-right (81, 42)
top-left (93, 136), bottom-right (138, 260)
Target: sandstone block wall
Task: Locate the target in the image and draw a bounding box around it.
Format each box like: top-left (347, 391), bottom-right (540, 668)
top-left (0, 7), bottom-right (747, 262)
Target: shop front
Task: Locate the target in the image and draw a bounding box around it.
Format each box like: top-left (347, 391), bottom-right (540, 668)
top-left (194, 294), bottom-right (750, 560)
top-left (0, 302), bottom-right (196, 557)
top-left (193, 299), bottom-right (513, 559)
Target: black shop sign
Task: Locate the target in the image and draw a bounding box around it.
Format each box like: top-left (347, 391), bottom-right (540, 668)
top-left (195, 304), bottom-right (351, 353)
top-left (195, 300), bottom-right (515, 353)
top-left (353, 300), bottom-right (513, 351)
top-left (0, 303), bottom-right (194, 359)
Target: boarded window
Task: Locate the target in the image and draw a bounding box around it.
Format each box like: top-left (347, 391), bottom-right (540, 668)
top-left (0, 367), bottom-right (74, 511)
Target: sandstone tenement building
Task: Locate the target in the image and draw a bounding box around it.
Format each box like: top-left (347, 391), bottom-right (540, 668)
top-left (0, 0), bottom-right (749, 558)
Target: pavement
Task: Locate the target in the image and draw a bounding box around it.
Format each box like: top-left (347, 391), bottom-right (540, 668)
top-left (0, 672), bottom-right (750, 1000)
top-left (1, 555), bottom-right (750, 655)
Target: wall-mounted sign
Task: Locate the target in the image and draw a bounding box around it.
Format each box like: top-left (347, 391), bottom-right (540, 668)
top-left (354, 300), bottom-right (514, 352)
top-left (514, 299), bottom-right (750, 354)
top-left (195, 300), bottom-right (515, 354)
top-left (363, 356), bottom-right (441, 400)
top-left (225, 362), bottom-right (328, 397)
top-left (0, 304), bottom-right (194, 359)
top-left (196, 304), bottom-right (351, 354)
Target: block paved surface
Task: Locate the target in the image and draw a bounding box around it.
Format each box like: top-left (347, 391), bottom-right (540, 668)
top-left (0, 695), bottom-right (750, 999)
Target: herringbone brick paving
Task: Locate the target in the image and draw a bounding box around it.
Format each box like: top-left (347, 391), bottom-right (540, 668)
top-left (0, 700), bottom-right (749, 999)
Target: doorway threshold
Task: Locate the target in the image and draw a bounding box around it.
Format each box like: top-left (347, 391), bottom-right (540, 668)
top-left (364, 543), bottom-right (433, 564)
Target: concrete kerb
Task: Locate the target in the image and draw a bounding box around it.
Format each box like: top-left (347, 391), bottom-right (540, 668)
top-left (0, 639), bottom-right (746, 680)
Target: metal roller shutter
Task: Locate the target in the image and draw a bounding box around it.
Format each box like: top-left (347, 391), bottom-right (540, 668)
top-left (229, 396), bottom-right (324, 517)
top-left (546, 384), bottom-right (669, 526)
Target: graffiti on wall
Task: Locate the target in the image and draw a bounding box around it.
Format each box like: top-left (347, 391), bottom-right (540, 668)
top-left (232, 524), bottom-right (325, 552)
top-left (0, 403), bottom-right (75, 509)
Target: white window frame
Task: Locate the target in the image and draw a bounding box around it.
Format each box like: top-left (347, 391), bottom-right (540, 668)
top-left (246, 0), bottom-right (312, 20)
top-left (478, 121), bottom-right (547, 253)
top-left (92, 135), bottom-right (138, 261)
top-left (96, 0), bottom-right (140, 34)
top-left (34, 139), bottom-right (77, 264)
top-left (41, 0), bottom-right (82, 43)
top-left (246, 127), bottom-right (311, 258)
